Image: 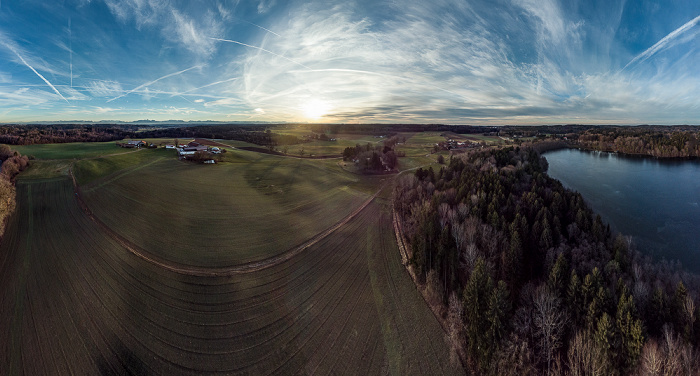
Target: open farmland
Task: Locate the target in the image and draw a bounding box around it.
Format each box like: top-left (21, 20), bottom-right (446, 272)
top-left (12, 141), bottom-right (138, 160)
top-left (77, 149), bottom-right (374, 267)
top-left (0, 171), bottom-right (462, 374)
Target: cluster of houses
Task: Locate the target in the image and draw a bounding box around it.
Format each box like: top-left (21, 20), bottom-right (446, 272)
top-left (117, 140), bottom-right (148, 148)
top-left (116, 139), bottom-right (226, 164)
top-left (165, 141), bottom-right (221, 163)
top-left (438, 139), bottom-right (482, 151)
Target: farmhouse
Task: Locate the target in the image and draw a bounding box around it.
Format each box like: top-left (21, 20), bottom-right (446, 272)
top-left (118, 140), bottom-right (146, 148)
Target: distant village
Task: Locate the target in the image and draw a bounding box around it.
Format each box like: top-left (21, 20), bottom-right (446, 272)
top-left (117, 140), bottom-right (222, 164)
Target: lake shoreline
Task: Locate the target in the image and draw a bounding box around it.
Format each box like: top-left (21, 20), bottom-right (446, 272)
top-left (543, 148), bottom-right (700, 274)
top-left (535, 140), bottom-right (700, 161)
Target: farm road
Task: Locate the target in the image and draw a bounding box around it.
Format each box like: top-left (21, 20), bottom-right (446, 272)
top-left (69, 165), bottom-right (380, 277)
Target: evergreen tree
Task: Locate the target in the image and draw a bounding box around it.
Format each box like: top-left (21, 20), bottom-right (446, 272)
top-left (547, 253), bottom-right (569, 298)
top-left (616, 291), bottom-right (644, 372)
top-left (567, 270), bottom-right (584, 326)
top-left (463, 258), bottom-right (494, 370)
top-left (487, 281), bottom-right (511, 364)
top-left (593, 312), bottom-right (615, 374)
top-left (646, 286), bottom-right (669, 337)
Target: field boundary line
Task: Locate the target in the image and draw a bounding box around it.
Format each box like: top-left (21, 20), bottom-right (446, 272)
top-left (69, 166), bottom-right (379, 277)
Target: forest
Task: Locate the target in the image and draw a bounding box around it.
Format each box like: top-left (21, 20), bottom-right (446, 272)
top-left (306, 123), bottom-right (498, 135)
top-left (341, 135), bottom-right (403, 172)
top-left (139, 125), bottom-right (303, 147)
top-left (393, 147), bottom-right (699, 375)
top-left (0, 124), bottom-right (138, 145)
top-left (0, 145), bottom-right (29, 237)
top-left (574, 126), bottom-right (700, 158)
top-left (0, 124), bottom-right (303, 148)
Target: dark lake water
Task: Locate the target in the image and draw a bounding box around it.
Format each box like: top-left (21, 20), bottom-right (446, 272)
top-left (544, 148), bottom-right (700, 273)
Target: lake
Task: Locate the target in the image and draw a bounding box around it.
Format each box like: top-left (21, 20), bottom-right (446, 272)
top-left (544, 148), bottom-right (700, 273)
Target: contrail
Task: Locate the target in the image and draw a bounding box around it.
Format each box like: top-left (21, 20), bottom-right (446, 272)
top-left (171, 77), bottom-right (239, 97)
top-left (69, 17), bottom-right (73, 88)
top-left (12, 49), bottom-right (69, 103)
top-left (239, 19), bottom-right (280, 37)
top-left (107, 65), bottom-right (200, 102)
top-left (209, 37), bottom-right (312, 70)
top-left (624, 14), bottom-right (700, 70)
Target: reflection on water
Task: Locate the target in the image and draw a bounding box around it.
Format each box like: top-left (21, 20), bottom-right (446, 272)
top-left (544, 148), bottom-right (700, 273)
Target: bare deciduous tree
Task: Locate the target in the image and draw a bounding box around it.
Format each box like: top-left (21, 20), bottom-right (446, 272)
top-left (463, 216), bottom-right (479, 245)
top-left (452, 222), bottom-right (465, 252)
top-left (533, 285), bottom-right (566, 375)
top-left (439, 203), bottom-right (450, 229)
top-left (497, 332), bottom-right (536, 376)
top-left (462, 243), bottom-right (479, 273)
top-left (567, 330), bottom-right (607, 376)
top-left (638, 339), bottom-right (663, 376)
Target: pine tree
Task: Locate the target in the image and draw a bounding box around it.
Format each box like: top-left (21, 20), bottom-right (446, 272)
top-left (616, 291), bottom-right (644, 372)
top-left (487, 281), bottom-right (511, 363)
top-left (593, 312), bottom-right (615, 374)
top-left (463, 258), bottom-right (494, 370)
top-left (646, 286), bottom-right (669, 337)
top-left (567, 270), bottom-right (584, 326)
top-left (547, 253), bottom-right (569, 298)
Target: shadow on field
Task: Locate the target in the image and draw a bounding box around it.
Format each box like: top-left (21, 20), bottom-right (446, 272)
top-left (96, 336), bottom-right (149, 375)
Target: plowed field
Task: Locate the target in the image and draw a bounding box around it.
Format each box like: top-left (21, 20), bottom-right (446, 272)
top-left (0, 154), bottom-right (462, 374)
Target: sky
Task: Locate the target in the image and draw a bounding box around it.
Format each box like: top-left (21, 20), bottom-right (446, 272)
top-left (1, 0), bottom-right (699, 124)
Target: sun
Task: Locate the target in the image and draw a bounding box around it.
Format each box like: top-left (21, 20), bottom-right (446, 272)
top-left (301, 99), bottom-right (330, 120)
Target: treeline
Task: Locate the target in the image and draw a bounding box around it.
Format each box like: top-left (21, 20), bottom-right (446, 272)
top-left (0, 124), bottom-right (304, 148)
top-left (303, 123), bottom-right (498, 135)
top-left (140, 126), bottom-right (304, 147)
top-left (393, 147), bottom-right (699, 375)
top-left (342, 136), bottom-right (402, 171)
top-left (576, 127), bottom-right (700, 158)
top-left (0, 145), bottom-right (29, 237)
top-left (0, 124), bottom-right (138, 145)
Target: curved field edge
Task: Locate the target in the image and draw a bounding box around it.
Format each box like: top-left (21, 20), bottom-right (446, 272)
top-left (78, 150), bottom-right (374, 267)
top-left (0, 178), bottom-right (462, 375)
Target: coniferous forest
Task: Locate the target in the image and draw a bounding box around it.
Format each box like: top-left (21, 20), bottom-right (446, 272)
top-left (393, 147), bottom-right (699, 375)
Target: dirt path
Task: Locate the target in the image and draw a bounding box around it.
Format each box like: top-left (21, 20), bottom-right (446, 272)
top-left (69, 166), bottom-right (380, 277)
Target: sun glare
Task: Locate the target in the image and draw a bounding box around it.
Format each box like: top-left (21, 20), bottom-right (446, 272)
top-left (301, 99), bottom-right (330, 120)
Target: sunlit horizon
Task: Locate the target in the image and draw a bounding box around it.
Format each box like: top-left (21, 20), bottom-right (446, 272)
top-left (1, 1), bottom-right (700, 125)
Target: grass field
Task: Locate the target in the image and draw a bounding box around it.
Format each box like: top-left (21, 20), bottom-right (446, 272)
top-left (0, 177), bottom-right (462, 375)
top-left (0, 134), bottom-right (462, 374)
top-left (79, 149), bottom-right (374, 267)
top-left (12, 141), bottom-right (137, 160)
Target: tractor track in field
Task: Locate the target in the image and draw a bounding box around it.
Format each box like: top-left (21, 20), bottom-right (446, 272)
top-left (69, 166), bottom-right (380, 277)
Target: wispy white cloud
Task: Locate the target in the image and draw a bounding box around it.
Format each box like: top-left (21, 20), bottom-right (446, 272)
top-left (171, 9), bottom-right (222, 57)
top-left (257, 0), bottom-right (276, 14)
top-left (2, 0), bottom-right (700, 123)
top-left (87, 80), bottom-right (123, 97)
top-left (228, 0), bottom-right (700, 124)
top-left (104, 0), bottom-right (222, 59)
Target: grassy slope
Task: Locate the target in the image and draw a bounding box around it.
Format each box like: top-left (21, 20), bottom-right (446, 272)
top-left (0, 178), bottom-right (461, 375)
top-left (12, 141), bottom-right (136, 160)
top-left (78, 149), bottom-right (372, 267)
